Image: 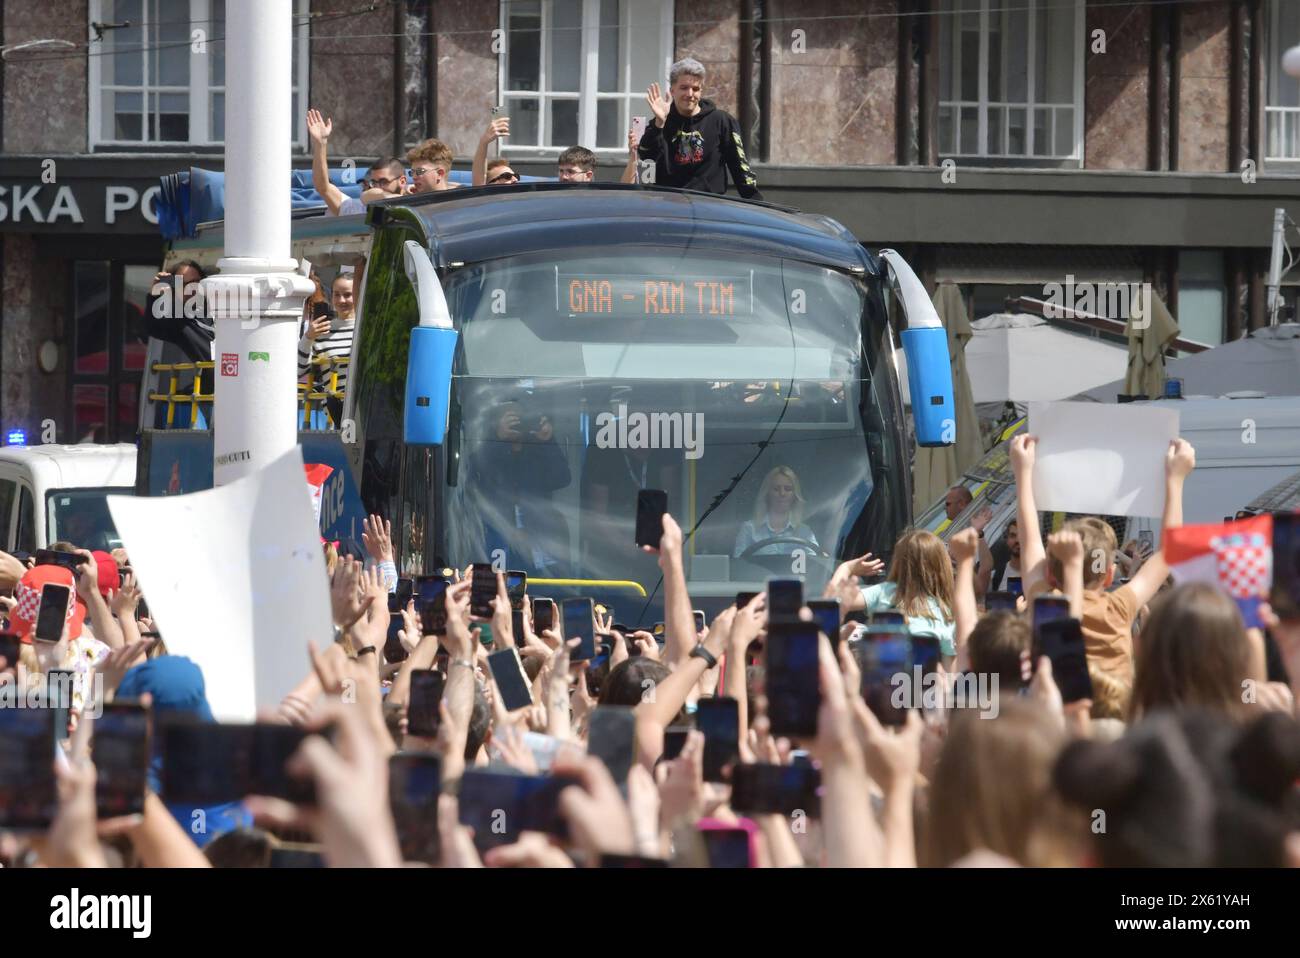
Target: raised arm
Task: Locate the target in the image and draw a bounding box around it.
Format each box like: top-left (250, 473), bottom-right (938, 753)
top-left (1127, 438), bottom-right (1195, 608)
top-left (651, 513), bottom-right (696, 668)
top-left (472, 116), bottom-right (509, 187)
top-left (1010, 434), bottom-right (1048, 596)
top-left (948, 529), bottom-right (979, 671)
top-left (1045, 530), bottom-right (1085, 618)
top-left (306, 108), bottom-right (346, 215)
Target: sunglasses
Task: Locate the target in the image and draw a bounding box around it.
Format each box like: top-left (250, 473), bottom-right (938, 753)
top-left (488, 171), bottom-right (520, 184)
top-left (364, 175), bottom-right (400, 189)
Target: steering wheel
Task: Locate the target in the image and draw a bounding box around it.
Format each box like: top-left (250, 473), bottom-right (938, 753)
top-left (737, 536), bottom-right (831, 562)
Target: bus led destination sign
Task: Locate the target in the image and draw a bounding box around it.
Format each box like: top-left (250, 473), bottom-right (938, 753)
top-left (560, 272), bottom-right (753, 317)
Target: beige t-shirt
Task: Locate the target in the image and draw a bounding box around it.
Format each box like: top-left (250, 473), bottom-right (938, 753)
top-left (1080, 584), bottom-right (1139, 681)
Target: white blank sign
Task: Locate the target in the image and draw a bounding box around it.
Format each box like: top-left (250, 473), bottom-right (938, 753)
top-left (1027, 401), bottom-right (1180, 518)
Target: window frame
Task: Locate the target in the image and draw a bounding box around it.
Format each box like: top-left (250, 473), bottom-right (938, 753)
top-left (937, 0), bottom-right (1085, 164)
top-left (88, 0), bottom-right (310, 150)
top-left (1265, 0), bottom-right (1300, 164)
top-left (497, 0), bottom-right (674, 155)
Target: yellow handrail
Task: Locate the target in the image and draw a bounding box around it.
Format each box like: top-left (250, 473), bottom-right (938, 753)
top-left (528, 578), bottom-right (648, 597)
top-left (147, 355), bottom-right (348, 429)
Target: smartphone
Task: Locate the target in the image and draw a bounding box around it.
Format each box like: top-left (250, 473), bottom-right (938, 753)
top-left (807, 599), bottom-right (841, 647)
top-left (730, 762), bottom-right (821, 818)
top-left (385, 592), bottom-right (411, 664)
top-left (693, 610), bottom-right (706, 633)
top-left (562, 598), bottom-right (596, 660)
top-left (393, 577), bottom-right (414, 608)
top-left (911, 635), bottom-right (942, 674)
top-left (0, 631), bottom-right (20, 670)
top-left (487, 648), bottom-right (533, 713)
top-left (312, 299), bottom-right (335, 321)
top-left (1033, 594), bottom-right (1072, 629)
top-left (532, 597), bottom-right (556, 633)
top-left (1271, 512), bottom-right (1300, 621)
top-left (0, 708), bottom-right (58, 829)
top-left (1137, 529), bottom-right (1155, 550)
top-left (414, 574), bottom-right (449, 636)
top-left (734, 591), bottom-right (759, 609)
top-left (457, 769), bottom-right (577, 848)
top-left (470, 562), bottom-right (497, 619)
top-left (1006, 576), bottom-right (1024, 597)
top-left (697, 822), bottom-right (755, 868)
top-left (986, 591), bottom-right (1018, 612)
top-left (661, 725), bottom-right (691, 763)
top-left (407, 669), bottom-right (446, 738)
top-left (505, 570), bottom-right (527, 611)
top-left (269, 845), bottom-right (327, 868)
top-left (635, 489), bottom-right (668, 549)
top-left (767, 578), bottom-right (803, 623)
top-left (389, 752), bottom-right (442, 864)
top-left (160, 722), bottom-right (321, 805)
top-left (631, 115), bottom-right (648, 142)
top-left (93, 702), bottom-right (150, 819)
top-left (765, 622), bottom-right (821, 738)
top-left (250, 724), bottom-right (321, 805)
top-left (34, 583), bottom-right (71, 643)
top-left (587, 706), bottom-right (636, 785)
top-left (1034, 618), bottom-right (1093, 704)
top-left (854, 633), bottom-right (913, 727)
top-left (871, 609), bottom-right (907, 627)
top-left (32, 549), bottom-right (85, 572)
top-left (47, 669), bottom-right (74, 743)
top-left (696, 696), bottom-right (740, 783)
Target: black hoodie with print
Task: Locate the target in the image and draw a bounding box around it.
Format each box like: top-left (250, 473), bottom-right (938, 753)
top-left (636, 98), bottom-right (763, 200)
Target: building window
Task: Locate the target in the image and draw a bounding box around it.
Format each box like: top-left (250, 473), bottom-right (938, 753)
top-left (499, 0), bottom-right (674, 153)
top-left (69, 261), bottom-right (156, 443)
top-left (937, 0), bottom-right (1084, 160)
top-left (1266, 0), bottom-right (1300, 161)
top-left (89, 0), bottom-right (309, 149)
top-left (1177, 250), bottom-right (1225, 348)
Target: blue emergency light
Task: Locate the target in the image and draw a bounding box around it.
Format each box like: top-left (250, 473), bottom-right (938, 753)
top-left (5, 428), bottom-right (26, 446)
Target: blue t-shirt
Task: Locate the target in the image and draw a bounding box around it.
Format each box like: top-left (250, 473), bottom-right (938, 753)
top-left (859, 581), bottom-right (956, 657)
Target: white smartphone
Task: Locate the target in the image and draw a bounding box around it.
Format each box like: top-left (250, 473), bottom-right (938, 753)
top-left (631, 115), bottom-right (647, 142)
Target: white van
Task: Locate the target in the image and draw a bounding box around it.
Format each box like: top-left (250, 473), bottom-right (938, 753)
top-left (0, 444), bottom-right (137, 555)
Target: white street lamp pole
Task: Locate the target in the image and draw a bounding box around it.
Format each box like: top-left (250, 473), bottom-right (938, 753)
top-left (204, 0), bottom-right (313, 485)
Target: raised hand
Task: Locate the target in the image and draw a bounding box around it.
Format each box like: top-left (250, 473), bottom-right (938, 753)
top-left (306, 107), bottom-right (332, 145)
top-left (1009, 433), bottom-right (1037, 477)
top-left (361, 514), bottom-right (394, 564)
top-left (645, 82), bottom-right (671, 126)
top-left (948, 528), bottom-right (979, 564)
top-left (329, 556), bottom-right (373, 628)
top-left (1165, 437), bottom-right (1196, 481)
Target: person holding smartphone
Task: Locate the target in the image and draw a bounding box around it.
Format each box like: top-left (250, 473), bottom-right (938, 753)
top-left (298, 272), bottom-right (356, 427)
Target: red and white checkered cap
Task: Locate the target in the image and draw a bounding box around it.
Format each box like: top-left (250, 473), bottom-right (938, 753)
top-left (9, 564), bottom-right (84, 644)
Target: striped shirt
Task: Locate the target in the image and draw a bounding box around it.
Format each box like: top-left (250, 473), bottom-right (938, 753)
top-left (298, 319), bottom-right (354, 396)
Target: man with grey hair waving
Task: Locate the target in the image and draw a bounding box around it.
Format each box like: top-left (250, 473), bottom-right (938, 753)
top-left (637, 57), bottom-right (763, 200)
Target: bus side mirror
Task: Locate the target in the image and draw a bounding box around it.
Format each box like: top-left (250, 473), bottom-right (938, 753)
top-left (876, 249), bottom-right (955, 448)
top-left (403, 241), bottom-right (457, 446)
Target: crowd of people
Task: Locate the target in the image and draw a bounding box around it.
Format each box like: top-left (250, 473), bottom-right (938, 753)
top-left (0, 426), bottom-right (1297, 870)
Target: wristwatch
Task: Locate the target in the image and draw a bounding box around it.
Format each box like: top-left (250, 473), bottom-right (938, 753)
top-left (689, 644), bottom-right (718, 669)
top-left (332, 625), bottom-right (344, 645)
top-left (976, 528), bottom-right (985, 539)
top-left (355, 646), bottom-right (377, 658)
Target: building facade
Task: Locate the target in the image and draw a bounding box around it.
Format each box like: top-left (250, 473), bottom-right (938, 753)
top-left (2, 0), bottom-right (1300, 442)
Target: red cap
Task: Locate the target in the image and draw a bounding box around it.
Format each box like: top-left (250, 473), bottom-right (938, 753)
top-left (92, 550), bottom-right (120, 598)
top-left (10, 565), bottom-right (86, 644)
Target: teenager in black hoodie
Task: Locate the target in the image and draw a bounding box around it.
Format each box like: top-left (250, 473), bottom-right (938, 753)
top-left (636, 57), bottom-right (763, 201)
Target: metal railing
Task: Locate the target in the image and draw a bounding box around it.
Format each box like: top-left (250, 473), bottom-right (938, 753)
top-left (1266, 106), bottom-right (1300, 161)
top-left (146, 355), bottom-right (348, 430)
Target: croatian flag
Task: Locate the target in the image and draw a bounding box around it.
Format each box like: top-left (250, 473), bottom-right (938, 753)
top-left (1163, 515), bottom-right (1273, 628)
top-left (303, 463), bottom-right (334, 525)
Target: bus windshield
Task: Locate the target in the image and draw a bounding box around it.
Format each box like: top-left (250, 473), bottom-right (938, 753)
top-left (46, 488), bottom-right (130, 552)
top-left (438, 247), bottom-right (903, 610)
